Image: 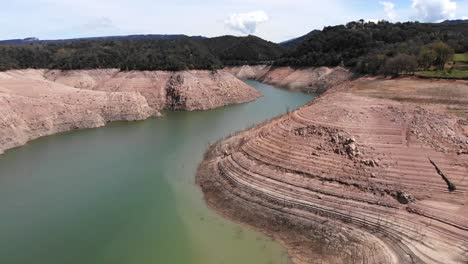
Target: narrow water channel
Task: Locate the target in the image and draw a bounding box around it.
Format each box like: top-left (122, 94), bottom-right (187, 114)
top-left (0, 81), bottom-right (314, 264)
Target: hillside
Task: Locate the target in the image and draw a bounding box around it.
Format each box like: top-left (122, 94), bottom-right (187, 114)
top-left (441, 19), bottom-right (468, 25)
top-left (2, 21), bottom-right (468, 76)
top-left (279, 30), bottom-right (320, 48)
top-left (205, 35), bottom-right (285, 65)
top-left (0, 36), bottom-right (284, 71)
top-left (276, 20), bottom-right (468, 75)
top-left (0, 34), bottom-right (204, 45)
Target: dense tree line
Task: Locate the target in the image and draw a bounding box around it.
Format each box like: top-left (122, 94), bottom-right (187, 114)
top-left (0, 36), bottom-right (284, 71)
top-left (277, 20), bottom-right (468, 75)
top-left (1, 20), bottom-right (467, 75)
top-left (206, 35), bottom-right (285, 66)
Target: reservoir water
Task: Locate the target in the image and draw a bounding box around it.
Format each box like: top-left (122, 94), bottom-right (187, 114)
top-left (0, 81), bottom-right (314, 264)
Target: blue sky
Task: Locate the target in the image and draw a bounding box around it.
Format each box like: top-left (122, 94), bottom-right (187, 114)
top-left (1, 0), bottom-right (467, 42)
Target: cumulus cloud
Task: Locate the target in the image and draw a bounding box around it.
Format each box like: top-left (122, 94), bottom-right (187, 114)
top-left (82, 17), bottom-right (115, 31)
top-left (380, 1), bottom-right (397, 21)
top-left (224, 11), bottom-right (268, 35)
top-left (367, 19), bottom-right (380, 23)
top-left (412, 0), bottom-right (457, 22)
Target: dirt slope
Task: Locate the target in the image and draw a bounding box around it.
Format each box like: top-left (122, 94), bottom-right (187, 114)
top-left (45, 69), bottom-right (261, 111)
top-left (0, 69), bottom-right (261, 154)
top-left (226, 65), bottom-right (352, 93)
top-left (198, 77), bottom-right (468, 264)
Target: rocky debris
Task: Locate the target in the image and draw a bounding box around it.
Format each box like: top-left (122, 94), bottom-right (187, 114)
top-left (396, 191), bottom-right (415, 204)
top-left (457, 149), bottom-right (468, 155)
top-left (294, 125), bottom-right (363, 159)
top-left (386, 104), bottom-right (468, 153)
top-left (343, 137), bottom-right (360, 158)
top-left (361, 159), bottom-right (379, 167)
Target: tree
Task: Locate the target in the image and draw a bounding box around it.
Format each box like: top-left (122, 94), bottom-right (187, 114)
top-left (356, 53), bottom-right (386, 74)
top-left (380, 54), bottom-right (418, 76)
top-left (431, 42), bottom-right (454, 70)
top-left (418, 46), bottom-right (437, 70)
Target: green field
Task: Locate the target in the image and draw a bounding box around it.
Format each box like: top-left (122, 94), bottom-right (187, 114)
top-left (416, 69), bottom-right (468, 79)
top-left (454, 53), bottom-right (468, 62)
top-left (416, 54), bottom-right (468, 79)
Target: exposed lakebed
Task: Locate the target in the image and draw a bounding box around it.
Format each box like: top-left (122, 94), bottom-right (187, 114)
top-left (0, 81), bottom-right (314, 264)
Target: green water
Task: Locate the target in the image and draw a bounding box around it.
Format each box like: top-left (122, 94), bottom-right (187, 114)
top-left (0, 81), bottom-right (314, 264)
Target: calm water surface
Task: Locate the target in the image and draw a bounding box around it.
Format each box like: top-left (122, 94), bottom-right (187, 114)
top-left (0, 81), bottom-right (314, 264)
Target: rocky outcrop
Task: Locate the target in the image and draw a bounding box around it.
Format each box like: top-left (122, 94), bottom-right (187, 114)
top-left (226, 65), bottom-right (352, 93)
top-left (0, 69), bottom-right (261, 154)
top-left (198, 77), bottom-right (468, 264)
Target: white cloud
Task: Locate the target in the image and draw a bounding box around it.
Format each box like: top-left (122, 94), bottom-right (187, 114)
top-left (411, 0), bottom-right (457, 22)
top-left (463, 16), bottom-right (468, 19)
top-left (81, 17), bottom-right (115, 31)
top-left (224, 11), bottom-right (269, 35)
top-left (380, 1), bottom-right (397, 21)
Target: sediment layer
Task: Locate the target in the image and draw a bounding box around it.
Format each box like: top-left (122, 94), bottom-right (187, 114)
top-left (226, 65), bottom-right (352, 93)
top-left (198, 77), bottom-right (468, 264)
top-left (0, 69), bottom-right (261, 154)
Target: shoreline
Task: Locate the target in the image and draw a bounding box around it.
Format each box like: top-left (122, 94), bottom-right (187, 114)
top-left (196, 113), bottom-right (323, 264)
top-left (0, 79), bottom-right (314, 264)
top-left (225, 65), bottom-right (352, 93)
top-left (196, 101), bottom-right (346, 264)
top-left (196, 76), bottom-right (468, 263)
top-left (0, 65), bottom-right (347, 155)
top-left (0, 69), bottom-right (262, 154)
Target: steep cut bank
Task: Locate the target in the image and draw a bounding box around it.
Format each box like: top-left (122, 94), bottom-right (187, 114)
top-left (226, 65), bottom-right (352, 93)
top-left (198, 77), bottom-right (468, 263)
top-left (0, 69), bottom-right (261, 154)
top-left (44, 69), bottom-right (261, 111)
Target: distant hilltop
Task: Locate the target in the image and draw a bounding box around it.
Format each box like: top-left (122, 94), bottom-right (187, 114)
top-left (440, 19), bottom-right (468, 24)
top-left (0, 20), bottom-right (466, 74)
top-left (0, 34), bottom-right (206, 45)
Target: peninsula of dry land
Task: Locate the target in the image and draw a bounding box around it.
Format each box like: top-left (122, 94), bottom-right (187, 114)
top-left (198, 76), bottom-right (468, 264)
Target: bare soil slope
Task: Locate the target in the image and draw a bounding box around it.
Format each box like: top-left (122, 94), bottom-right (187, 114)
top-left (226, 65), bottom-right (352, 93)
top-left (0, 69), bottom-right (261, 154)
top-left (45, 69), bottom-right (261, 111)
top-left (198, 77), bottom-right (468, 264)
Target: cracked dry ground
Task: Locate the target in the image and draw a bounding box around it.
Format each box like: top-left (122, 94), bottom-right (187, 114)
top-left (198, 78), bottom-right (468, 264)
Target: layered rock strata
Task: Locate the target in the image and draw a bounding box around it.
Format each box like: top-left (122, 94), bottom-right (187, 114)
top-left (198, 77), bottom-right (468, 264)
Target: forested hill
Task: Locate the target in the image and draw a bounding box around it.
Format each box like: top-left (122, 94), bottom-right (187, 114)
top-left (0, 35), bottom-right (285, 71)
top-left (276, 20), bottom-right (468, 75)
top-left (206, 35), bottom-right (285, 66)
top-left (1, 20), bottom-right (467, 74)
top-left (0, 34), bottom-right (204, 45)
top-left (279, 30), bottom-right (320, 48)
